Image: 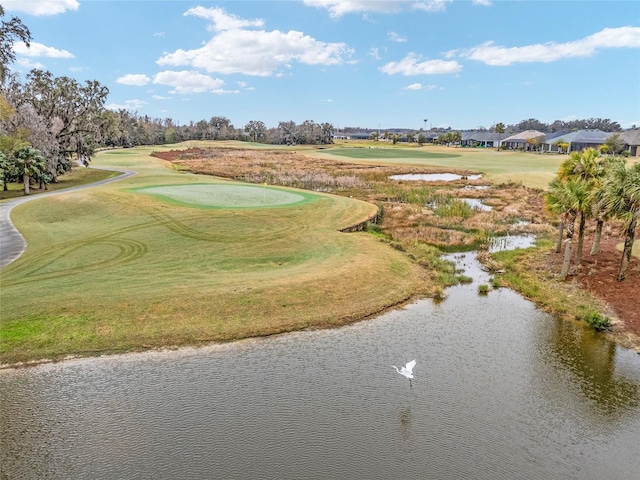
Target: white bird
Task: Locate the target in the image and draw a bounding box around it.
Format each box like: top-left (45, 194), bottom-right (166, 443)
top-left (392, 359), bottom-right (416, 388)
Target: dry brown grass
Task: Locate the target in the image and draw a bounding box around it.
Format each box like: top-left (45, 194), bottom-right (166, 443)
top-left (156, 147), bottom-right (553, 253)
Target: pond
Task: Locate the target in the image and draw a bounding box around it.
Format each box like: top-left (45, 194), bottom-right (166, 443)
top-left (1, 241), bottom-right (639, 480)
top-left (461, 198), bottom-right (492, 211)
top-left (390, 173), bottom-right (482, 182)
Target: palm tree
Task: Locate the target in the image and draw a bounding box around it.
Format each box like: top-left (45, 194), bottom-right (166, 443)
top-left (494, 122), bottom-right (505, 150)
top-left (589, 156), bottom-right (625, 255)
top-left (545, 178), bottom-right (570, 253)
top-left (598, 161), bottom-right (640, 281)
top-left (546, 178), bottom-right (589, 279)
top-left (13, 145), bottom-right (45, 195)
top-left (556, 148), bottom-right (607, 264)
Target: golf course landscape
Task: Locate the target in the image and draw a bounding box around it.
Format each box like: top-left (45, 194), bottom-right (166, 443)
top-left (0, 143), bottom-right (434, 364)
top-left (2, 141), bottom-right (638, 365)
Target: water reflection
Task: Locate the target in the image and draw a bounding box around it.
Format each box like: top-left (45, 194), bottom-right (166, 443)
top-left (461, 198), bottom-right (492, 211)
top-left (541, 318), bottom-right (639, 418)
top-left (398, 406), bottom-right (413, 438)
top-left (390, 173), bottom-right (482, 182)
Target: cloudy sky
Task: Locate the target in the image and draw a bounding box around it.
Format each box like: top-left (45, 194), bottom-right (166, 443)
top-left (5, 0), bottom-right (640, 130)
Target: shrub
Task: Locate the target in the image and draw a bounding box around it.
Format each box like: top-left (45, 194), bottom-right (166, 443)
top-left (583, 311), bottom-right (611, 331)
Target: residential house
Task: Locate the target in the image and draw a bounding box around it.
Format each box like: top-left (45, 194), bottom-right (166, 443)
top-left (619, 129), bottom-right (640, 156)
top-left (541, 129), bottom-right (611, 153)
top-left (500, 130), bottom-right (545, 150)
top-left (460, 131), bottom-right (504, 148)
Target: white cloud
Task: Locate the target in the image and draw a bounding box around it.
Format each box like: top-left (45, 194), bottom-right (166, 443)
top-left (413, 0), bottom-right (453, 13)
top-left (462, 26), bottom-right (640, 66)
top-left (369, 47), bottom-right (381, 60)
top-left (153, 32), bottom-right (166, 37)
top-left (116, 74), bottom-right (151, 86)
top-left (2, 0), bottom-right (79, 15)
top-left (472, 0), bottom-right (493, 6)
top-left (380, 53), bottom-right (462, 75)
top-left (16, 58), bottom-right (45, 70)
top-left (152, 95), bottom-right (171, 100)
top-left (106, 99), bottom-right (148, 111)
top-left (14, 41), bottom-right (74, 58)
top-left (404, 83), bottom-right (437, 90)
top-left (237, 81), bottom-right (256, 91)
top-left (388, 31), bottom-right (407, 43)
top-left (158, 12), bottom-right (353, 77)
top-left (303, 0), bottom-right (452, 18)
top-left (185, 6), bottom-right (264, 31)
top-left (152, 70), bottom-right (235, 94)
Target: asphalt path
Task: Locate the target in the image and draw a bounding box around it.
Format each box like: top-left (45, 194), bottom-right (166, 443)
top-left (0, 165), bottom-right (136, 268)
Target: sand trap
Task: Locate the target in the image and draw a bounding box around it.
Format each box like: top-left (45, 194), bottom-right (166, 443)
top-left (138, 184), bottom-right (306, 208)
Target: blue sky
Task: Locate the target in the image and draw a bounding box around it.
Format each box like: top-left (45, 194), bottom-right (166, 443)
top-left (5, 0), bottom-right (640, 130)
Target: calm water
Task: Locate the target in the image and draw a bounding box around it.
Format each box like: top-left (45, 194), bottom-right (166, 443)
top-left (1, 250), bottom-right (639, 480)
top-left (390, 173), bottom-right (483, 181)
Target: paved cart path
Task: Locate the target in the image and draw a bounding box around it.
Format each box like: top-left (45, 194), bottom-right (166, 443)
top-left (0, 166), bottom-right (136, 268)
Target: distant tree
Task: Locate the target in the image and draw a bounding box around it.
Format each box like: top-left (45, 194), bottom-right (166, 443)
top-left (244, 120), bottom-right (266, 142)
top-left (278, 121), bottom-right (296, 144)
top-left (603, 133), bottom-right (625, 155)
top-left (209, 116), bottom-right (232, 140)
top-left (320, 122), bottom-right (334, 144)
top-left (417, 132), bottom-right (426, 145)
top-left (0, 6), bottom-right (31, 82)
top-left (494, 123), bottom-right (505, 150)
top-left (554, 139), bottom-right (569, 154)
top-left (515, 118), bottom-right (547, 132)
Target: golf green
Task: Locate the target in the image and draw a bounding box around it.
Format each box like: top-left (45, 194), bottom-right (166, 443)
top-left (136, 184), bottom-right (309, 208)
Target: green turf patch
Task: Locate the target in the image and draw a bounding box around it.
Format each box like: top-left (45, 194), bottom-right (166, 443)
top-left (327, 148), bottom-right (461, 160)
top-left (133, 184), bottom-right (313, 209)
